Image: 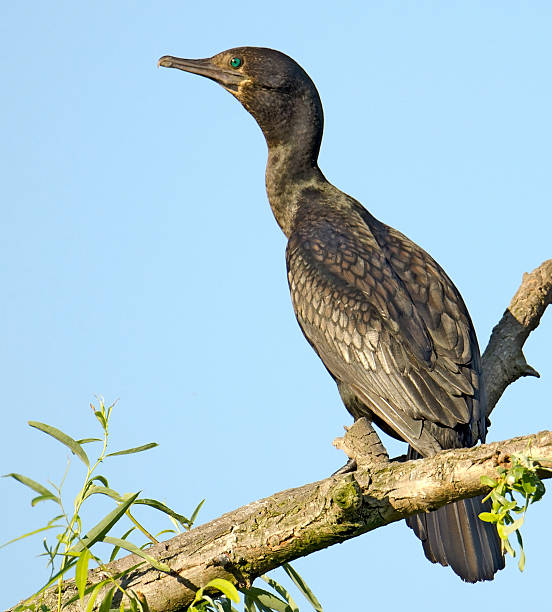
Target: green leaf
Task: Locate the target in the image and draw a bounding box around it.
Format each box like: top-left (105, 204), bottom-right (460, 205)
top-left (244, 593), bottom-right (256, 612)
top-left (102, 537), bottom-right (170, 572)
top-left (106, 443), bottom-right (158, 457)
top-left (204, 579), bottom-right (239, 603)
top-left (491, 492), bottom-right (510, 507)
top-left (109, 527), bottom-right (136, 562)
top-left (261, 575), bottom-right (298, 612)
top-left (28, 421), bottom-right (89, 467)
top-left (480, 475), bottom-right (497, 488)
top-left (0, 523), bottom-right (62, 549)
top-left (133, 498), bottom-right (190, 526)
top-left (532, 480), bottom-right (546, 503)
top-left (282, 563), bottom-right (323, 612)
top-left (76, 548), bottom-right (91, 600)
top-left (518, 546), bottom-right (526, 571)
top-left (77, 438), bottom-right (103, 444)
top-left (189, 499), bottom-right (205, 527)
top-left (515, 529), bottom-right (525, 571)
top-left (98, 586), bottom-right (117, 612)
top-left (94, 408), bottom-right (107, 429)
top-left (478, 512), bottom-right (498, 523)
top-left (83, 485), bottom-right (123, 502)
top-left (3, 473), bottom-right (56, 498)
top-left (86, 581), bottom-right (110, 612)
top-left (91, 475), bottom-right (110, 487)
top-left (136, 590), bottom-right (151, 612)
top-left (68, 492), bottom-right (140, 555)
top-left (31, 494), bottom-right (59, 506)
top-left (242, 587), bottom-right (292, 612)
top-left (502, 517), bottom-right (525, 537)
top-left (130, 595), bottom-right (139, 612)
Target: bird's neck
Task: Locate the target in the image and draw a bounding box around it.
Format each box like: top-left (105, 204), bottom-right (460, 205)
top-left (265, 143), bottom-right (326, 237)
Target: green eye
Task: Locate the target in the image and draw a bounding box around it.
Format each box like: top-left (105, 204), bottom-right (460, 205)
top-left (229, 56), bottom-right (242, 68)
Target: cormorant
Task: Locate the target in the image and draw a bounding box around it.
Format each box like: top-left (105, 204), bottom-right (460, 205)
top-left (158, 47), bottom-right (505, 582)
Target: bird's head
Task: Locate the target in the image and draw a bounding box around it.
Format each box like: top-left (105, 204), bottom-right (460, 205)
top-left (158, 46), bottom-right (323, 148)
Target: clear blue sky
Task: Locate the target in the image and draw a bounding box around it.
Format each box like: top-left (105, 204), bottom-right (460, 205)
top-left (1, 2), bottom-right (551, 610)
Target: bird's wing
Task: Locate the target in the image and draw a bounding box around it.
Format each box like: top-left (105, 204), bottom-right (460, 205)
top-left (287, 209), bottom-right (482, 455)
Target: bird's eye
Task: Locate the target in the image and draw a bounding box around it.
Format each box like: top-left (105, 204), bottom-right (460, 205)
top-left (229, 57), bottom-right (242, 69)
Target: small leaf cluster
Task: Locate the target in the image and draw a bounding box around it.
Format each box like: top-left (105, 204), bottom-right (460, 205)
top-left (4, 400), bottom-right (325, 612)
top-left (479, 452), bottom-right (546, 571)
top-left (190, 564), bottom-right (323, 612)
top-left (3, 399), bottom-right (203, 612)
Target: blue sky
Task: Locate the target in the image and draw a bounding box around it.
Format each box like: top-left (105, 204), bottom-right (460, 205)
top-left (1, 2), bottom-right (551, 610)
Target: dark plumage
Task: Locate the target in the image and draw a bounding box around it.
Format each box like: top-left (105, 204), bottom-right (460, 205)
top-left (159, 46), bottom-right (505, 582)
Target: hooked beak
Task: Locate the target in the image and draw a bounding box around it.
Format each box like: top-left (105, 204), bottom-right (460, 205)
top-left (158, 55), bottom-right (244, 92)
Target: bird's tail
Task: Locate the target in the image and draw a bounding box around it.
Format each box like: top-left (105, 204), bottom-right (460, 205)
top-left (406, 448), bottom-right (505, 582)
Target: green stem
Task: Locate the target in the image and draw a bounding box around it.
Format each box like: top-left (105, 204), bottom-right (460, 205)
top-left (126, 510), bottom-right (159, 544)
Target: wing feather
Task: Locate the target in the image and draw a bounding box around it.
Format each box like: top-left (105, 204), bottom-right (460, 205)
top-left (287, 206), bottom-right (485, 455)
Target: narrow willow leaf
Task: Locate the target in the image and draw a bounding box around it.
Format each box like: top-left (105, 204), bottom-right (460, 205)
top-left (28, 421), bottom-right (89, 467)
top-left (0, 524), bottom-right (61, 550)
top-left (155, 529), bottom-right (177, 538)
top-left (106, 443), bottom-right (158, 457)
top-left (189, 499), bottom-right (205, 526)
top-left (103, 537), bottom-right (170, 572)
top-left (133, 498), bottom-right (190, 525)
top-left (109, 527), bottom-right (136, 562)
top-left (83, 485), bottom-right (123, 502)
top-left (516, 529), bottom-right (526, 571)
top-left (204, 578), bottom-right (240, 603)
top-left (244, 594), bottom-right (256, 612)
top-left (3, 473), bottom-right (56, 498)
top-left (242, 587), bottom-right (291, 612)
top-left (94, 410), bottom-right (107, 429)
top-left (76, 549), bottom-right (91, 600)
top-left (98, 586), bottom-right (117, 612)
top-left (91, 475), bottom-right (110, 487)
top-left (129, 595), bottom-right (139, 612)
top-left (282, 563), bottom-right (323, 612)
top-left (518, 546), bottom-right (526, 571)
top-left (77, 438), bottom-right (103, 444)
top-left (261, 575), bottom-right (298, 612)
top-left (69, 492), bottom-right (139, 555)
top-left (85, 581), bottom-right (110, 612)
top-left (31, 494), bottom-right (59, 506)
top-left (136, 590), bottom-right (151, 612)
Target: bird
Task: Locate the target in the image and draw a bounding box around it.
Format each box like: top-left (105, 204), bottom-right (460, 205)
top-left (158, 47), bottom-right (505, 582)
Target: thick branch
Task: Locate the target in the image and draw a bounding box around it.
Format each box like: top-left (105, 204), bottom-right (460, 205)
top-left (15, 431), bottom-right (552, 612)
top-left (482, 259), bottom-right (552, 415)
top-left (10, 260), bottom-right (552, 611)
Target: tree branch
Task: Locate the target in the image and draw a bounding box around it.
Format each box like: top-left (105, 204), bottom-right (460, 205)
top-left (482, 259), bottom-right (552, 415)
top-left (10, 260), bottom-right (552, 611)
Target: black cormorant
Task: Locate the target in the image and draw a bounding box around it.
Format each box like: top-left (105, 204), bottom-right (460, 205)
top-left (158, 47), bottom-right (505, 582)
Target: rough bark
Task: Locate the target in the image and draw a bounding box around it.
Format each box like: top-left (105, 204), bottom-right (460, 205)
top-left (10, 261), bottom-right (552, 612)
top-left (482, 259), bottom-right (552, 415)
